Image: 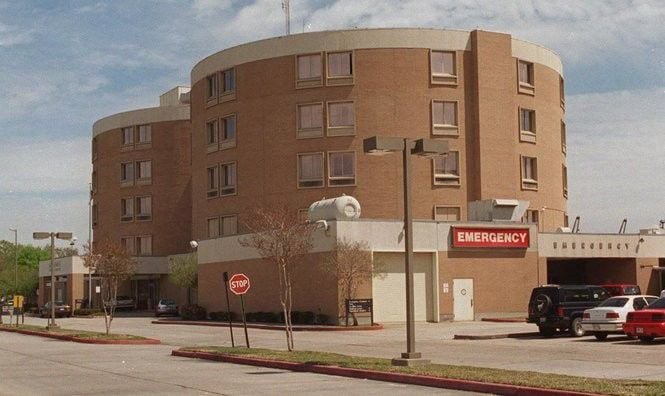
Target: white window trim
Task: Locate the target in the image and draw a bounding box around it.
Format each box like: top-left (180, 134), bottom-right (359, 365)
top-left (325, 51), bottom-right (354, 86)
top-left (296, 102), bottom-right (324, 139)
top-left (433, 205), bottom-right (461, 222)
top-left (135, 195), bottom-right (152, 221)
top-left (205, 117), bottom-right (219, 153)
top-left (206, 165), bottom-right (219, 199)
top-left (326, 100), bottom-right (356, 136)
top-left (206, 216), bottom-right (220, 239)
top-left (137, 124), bottom-right (152, 145)
top-left (327, 150), bottom-right (356, 187)
top-left (519, 107), bottom-right (537, 144)
top-left (205, 73), bottom-right (218, 107)
top-left (431, 99), bottom-right (459, 136)
top-left (297, 152), bottom-right (325, 189)
top-left (220, 214), bottom-right (239, 236)
top-left (220, 161), bottom-right (237, 197)
top-left (429, 50), bottom-right (458, 85)
top-left (136, 235), bottom-right (152, 257)
top-left (120, 197), bottom-right (134, 222)
top-left (220, 68), bottom-right (236, 102)
top-left (520, 155), bottom-right (539, 191)
top-left (135, 159), bottom-right (152, 185)
top-left (517, 59), bottom-right (535, 95)
top-left (433, 151), bottom-right (461, 186)
top-left (295, 52), bottom-right (324, 89)
top-left (220, 114), bottom-right (237, 150)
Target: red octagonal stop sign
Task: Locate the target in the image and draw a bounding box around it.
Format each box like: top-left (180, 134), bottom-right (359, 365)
top-left (229, 273), bottom-right (251, 295)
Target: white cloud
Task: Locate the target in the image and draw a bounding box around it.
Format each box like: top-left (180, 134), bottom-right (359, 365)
top-left (0, 22), bottom-right (33, 47)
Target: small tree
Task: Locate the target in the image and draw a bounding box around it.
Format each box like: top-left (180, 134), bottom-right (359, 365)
top-left (169, 253), bottom-right (197, 305)
top-left (323, 239), bottom-right (375, 325)
top-left (239, 206), bottom-right (315, 351)
top-left (84, 240), bottom-right (135, 335)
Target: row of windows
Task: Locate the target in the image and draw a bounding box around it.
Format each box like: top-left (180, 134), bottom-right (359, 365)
top-left (121, 196), bottom-right (152, 222)
top-left (121, 235), bottom-right (152, 256)
top-left (519, 108), bottom-right (567, 153)
top-left (121, 124), bottom-right (152, 149)
top-left (206, 115), bottom-right (236, 152)
top-left (207, 215), bottom-right (238, 238)
top-left (120, 160), bottom-right (152, 186)
top-left (206, 163), bottom-right (237, 198)
top-left (520, 156), bottom-right (568, 197)
top-left (205, 68), bottom-right (236, 104)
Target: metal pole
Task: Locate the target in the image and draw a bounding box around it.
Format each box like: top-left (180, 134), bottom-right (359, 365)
top-left (89, 185), bottom-right (93, 309)
top-left (49, 233), bottom-right (57, 329)
top-left (402, 139), bottom-right (419, 359)
top-left (10, 229), bottom-right (17, 293)
top-left (223, 272), bottom-right (235, 347)
top-left (240, 295), bottom-right (250, 348)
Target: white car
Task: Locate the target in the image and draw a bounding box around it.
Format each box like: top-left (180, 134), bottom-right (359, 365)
top-left (582, 295), bottom-right (659, 340)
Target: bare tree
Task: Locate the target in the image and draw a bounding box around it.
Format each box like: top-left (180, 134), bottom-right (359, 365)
top-left (168, 253), bottom-right (197, 305)
top-left (239, 207), bottom-right (315, 351)
top-left (83, 240), bottom-right (135, 335)
top-left (323, 239), bottom-right (375, 325)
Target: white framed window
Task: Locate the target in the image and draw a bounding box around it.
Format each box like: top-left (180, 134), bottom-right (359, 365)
top-left (433, 151), bottom-right (460, 185)
top-left (328, 151), bottom-right (355, 186)
top-left (521, 155), bottom-right (538, 190)
top-left (220, 162), bottom-right (237, 196)
top-left (431, 100), bottom-right (458, 135)
top-left (297, 103), bottom-right (323, 138)
top-left (222, 68), bottom-right (235, 94)
top-left (221, 215), bottom-right (238, 236)
top-left (120, 198), bottom-right (134, 222)
top-left (120, 162), bottom-right (134, 184)
top-left (136, 160), bottom-right (152, 182)
top-left (136, 235), bottom-right (152, 256)
top-left (327, 101), bottom-right (355, 136)
top-left (206, 119), bottom-right (218, 147)
top-left (137, 124), bottom-right (152, 144)
top-left (562, 164), bottom-right (568, 198)
top-left (297, 152), bottom-right (324, 188)
top-left (206, 166), bottom-right (219, 198)
top-left (519, 108), bottom-right (536, 143)
top-left (326, 51), bottom-right (353, 85)
top-left (434, 206), bottom-right (461, 222)
top-left (207, 217), bottom-right (220, 238)
top-left (220, 115), bottom-right (236, 149)
top-left (121, 127), bottom-right (134, 146)
top-left (136, 196), bottom-right (152, 221)
top-left (522, 209), bottom-right (539, 224)
top-left (561, 120), bottom-right (567, 154)
top-left (206, 74), bottom-right (217, 101)
top-left (296, 53), bottom-right (322, 88)
top-left (517, 60), bottom-right (535, 95)
top-left (430, 50), bottom-right (457, 85)
top-left (121, 237), bottom-right (136, 255)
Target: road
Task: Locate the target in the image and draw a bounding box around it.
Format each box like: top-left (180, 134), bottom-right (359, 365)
top-left (0, 331), bottom-right (476, 395)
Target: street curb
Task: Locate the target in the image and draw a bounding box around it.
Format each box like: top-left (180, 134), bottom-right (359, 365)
top-left (171, 349), bottom-right (601, 396)
top-left (152, 320), bottom-right (383, 331)
top-left (481, 318), bottom-right (527, 323)
top-left (454, 332), bottom-right (539, 340)
top-left (0, 326), bottom-right (161, 345)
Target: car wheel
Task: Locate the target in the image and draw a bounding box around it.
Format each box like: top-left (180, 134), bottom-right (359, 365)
top-left (594, 332), bottom-right (608, 341)
top-left (569, 317), bottom-right (585, 337)
top-left (638, 336), bottom-right (654, 343)
top-left (538, 326), bottom-right (556, 337)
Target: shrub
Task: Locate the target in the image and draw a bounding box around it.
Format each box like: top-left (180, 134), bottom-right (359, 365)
top-left (209, 311), bottom-right (237, 321)
top-left (181, 304), bottom-right (207, 321)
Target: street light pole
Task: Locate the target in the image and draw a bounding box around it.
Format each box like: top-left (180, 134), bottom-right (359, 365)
top-left (89, 183), bottom-right (94, 308)
top-left (33, 231), bottom-right (73, 329)
top-left (9, 228), bottom-right (17, 293)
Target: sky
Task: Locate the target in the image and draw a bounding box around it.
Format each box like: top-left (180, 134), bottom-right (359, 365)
top-left (0, 0), bottom-right (664, 245)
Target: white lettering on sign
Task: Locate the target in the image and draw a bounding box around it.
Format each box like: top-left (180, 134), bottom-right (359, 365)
top-left (231, 280), bottom-right (248, 289)
top-left (452, 227), bottom-right (530, 248)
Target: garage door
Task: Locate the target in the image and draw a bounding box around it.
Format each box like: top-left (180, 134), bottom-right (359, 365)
top-left (372, 252), bottom-right (433, 323)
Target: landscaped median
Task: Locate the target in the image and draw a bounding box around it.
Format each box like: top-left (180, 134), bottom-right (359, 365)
top-left (0, 324), bottom-right (160, 345)
top-left (153, 319), bottom-right (382, 331)
top-left (172, 346), bottom-right (664, 396)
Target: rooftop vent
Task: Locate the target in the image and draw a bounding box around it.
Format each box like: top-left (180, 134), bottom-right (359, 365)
top-left (468, 199), bottom-right (529, 222)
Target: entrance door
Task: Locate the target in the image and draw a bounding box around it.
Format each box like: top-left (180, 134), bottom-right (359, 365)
top-left (453, 279), bottom-right (474, 321)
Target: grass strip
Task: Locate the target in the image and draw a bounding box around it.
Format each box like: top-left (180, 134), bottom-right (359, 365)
top-left (181, 346), bottom-right (664, 396)
top-left (0, 324), bottom-right (146, 340)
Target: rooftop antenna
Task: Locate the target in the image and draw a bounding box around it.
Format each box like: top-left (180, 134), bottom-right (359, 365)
top-left (572, 216), bottom-right (581, 233)
top-left (282, 0), bottom-right (290, 35)
top-left (618, 218), bottom-right (627, 234)
top-left (660, 219), bottom-right (665, 229)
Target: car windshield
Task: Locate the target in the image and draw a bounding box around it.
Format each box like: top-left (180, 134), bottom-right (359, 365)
top-left (160, 300), bottom-right (175, 305)
top-left (598, 297), bottom-right (628, 307)
top-left (623, 286), bottom-right (640, 295)
top-left (647, 298), bottom-right (665, 309)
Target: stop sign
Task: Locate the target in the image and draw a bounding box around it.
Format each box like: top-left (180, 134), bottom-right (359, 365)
top-left (229, 273), bottom-right (251, 295)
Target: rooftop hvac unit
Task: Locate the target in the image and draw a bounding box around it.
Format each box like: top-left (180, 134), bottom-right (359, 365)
top-left (468, 199), bottom-right (529, 222)
top-left (308, 195), bottom-right (361, 222)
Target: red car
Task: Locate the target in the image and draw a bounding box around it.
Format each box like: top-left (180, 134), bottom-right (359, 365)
top-left (601, 284), bottom-right (641, 296)
top-left (623, 298), bottom-right (665, 342)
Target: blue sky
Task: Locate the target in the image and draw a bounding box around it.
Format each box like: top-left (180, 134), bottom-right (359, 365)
top-left (1, 0), bottom-right (664, 244)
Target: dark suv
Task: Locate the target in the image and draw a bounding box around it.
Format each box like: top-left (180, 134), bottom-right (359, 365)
top-left (528, 285), bottom-right (610, 337)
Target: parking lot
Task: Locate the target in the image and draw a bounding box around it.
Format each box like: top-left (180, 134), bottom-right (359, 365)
top-left (10, 315), bottom-right (665, 381)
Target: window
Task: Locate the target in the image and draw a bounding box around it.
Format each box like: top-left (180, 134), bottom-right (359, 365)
top-left (564, 214), bottom-right (569, 227)
top-left (121, 127), bottom-right (134, 146)
top-left (136, 196), bottom-right (152, 221)
top-left (136, 235), bottom-right (152, 256)
top-left (327, 101), bottom-right (355, 136)
top-left (562, 165), bottom-right (568, 198)
top-left (220, 115), bottom-right (236, 149)
top-left (297, 103), bottom-right (323, 138)
top-left (521, 156), bottom-right (538, 190)
top-left (297, 153), bottom-right (324, 188)
top-left (560, 76), bottom-right (565, 107)
top-left (561, 121), bottom-right (567, 154)
top-left (207, 217), bottom-right (219, 238)
top-left (206, 166), bottom-right (219, 198)
top-left (92, 204), bottom-right (98, 226)
top-left (328, 151), bottom-right (355, 186)
top-left (222, 68), bottom-right (235, 94)
top-left (296, 54), bottom-right (322, 88)
top-left (434, 206), bottom-right (460, 221)
top-left (136, 160), bottom-right (152, 183)
top-left (431, 101), bottom-right (458, 135)
top-left (522, 209), bottom-right (539, 224)
top-left (206, 119), bottom-right (218, 148)
top-left (220, 162), bottom-right (236, 196)
top-left (121, 198), bottom-right (134, 222)
top-left (121, 237), bottom-right (136, 255)
top-left (326, 51), bottom-right (353, 85)
top-left (206, 74), bottom-right (217, 101)
top-left (137, 125), bottom-right (151, 144)
top-left (517, 60), bottom-right (535, 95)
top-left (120, 162), bottom-right (134, 185)
top-left (519, 108), bottom-right (536, 143)
top-left (221, 215), bottom-right (238, 236)
top-left (430, 50), bottom-right (457, 85)
top-left (433, 151), bottom-right (460, 185)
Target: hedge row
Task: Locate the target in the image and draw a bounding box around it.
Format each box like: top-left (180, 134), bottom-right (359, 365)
top-left (182, 305), bottom-right (329, 324)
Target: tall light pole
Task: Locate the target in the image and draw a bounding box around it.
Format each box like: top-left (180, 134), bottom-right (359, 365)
top-left (33, 231), bottom-right (73, 329)
top-left (364, 136), bottom-right (448, 366)
top-left (9, 228), bottom-right (17, 293)
top-left (89, 182), bottom-right (94, 308)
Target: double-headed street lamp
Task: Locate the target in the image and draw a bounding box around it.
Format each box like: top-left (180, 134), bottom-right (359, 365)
top-left (364, 136), bottom-right (448, 367)
top-left (33, 231), bottom-right (73, 329)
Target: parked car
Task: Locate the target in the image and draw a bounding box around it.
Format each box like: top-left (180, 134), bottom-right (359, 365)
top-left (601, 284), bottom-right (641, 296)
top-left (528, 285), bottom-right (610, 337)
top-left (623, 297), bottom-right (665, 342)
top-left (581, 295), bottom-right (658, 340)
top-left (40, 301), bottom-right (72, 318)
top-left (155, 299), bottom-right (178, 317)
top-left (104, 296), bottom-right (135, 310)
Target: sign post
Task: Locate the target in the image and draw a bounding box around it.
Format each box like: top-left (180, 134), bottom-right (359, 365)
top-left (229, 273), bottom-right (251, 348)
top-left (13, 295), bottom-right (24, 326)
top-left (222, 272), bottom-right (235, 348)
